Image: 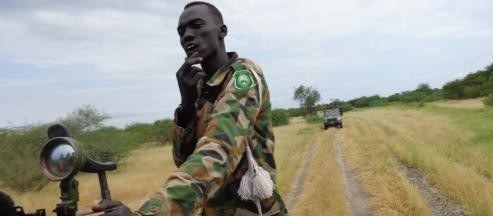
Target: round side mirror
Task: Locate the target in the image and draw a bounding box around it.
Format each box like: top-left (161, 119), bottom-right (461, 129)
top-left (40, 137), bottom-right (84, 181)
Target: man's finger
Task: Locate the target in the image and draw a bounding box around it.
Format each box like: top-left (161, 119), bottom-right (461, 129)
top-left (177, 63), bottom-right (202, 81)
top-left (185, 52), bottom-right (203, 65)
top-left (181, 66), bottom-right (203, 80)
top-left (193, 71), bottom-right (207, 81)
top-left (92, 200), bottom-right (122, 212)
top-left (176, 62), bottom-right (189, 79)
top-left (186, 57), bottom-right (203, 65)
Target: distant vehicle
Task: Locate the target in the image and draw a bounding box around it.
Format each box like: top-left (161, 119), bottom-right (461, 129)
top-left (323, 108), bottom-right (343, 129)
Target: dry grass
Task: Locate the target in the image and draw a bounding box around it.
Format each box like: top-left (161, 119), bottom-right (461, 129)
top-left (431, 98), bottom-right (485, 109)
top-left (338, 114), bottom-right (429, 215)
top-left (13, 106), bottom-right (493, 215)
top-left (8, 117), bottom-right (318, 215)
top-left (8, 145), bottom-right (176, 213)
top-left (274, 117), bottom-right (318, 197)
top-left (290, 128), bottom-right (348, 216)
top-left (343, 107), bottom-right (493, 215)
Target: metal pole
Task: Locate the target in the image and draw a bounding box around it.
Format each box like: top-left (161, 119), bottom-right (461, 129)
top-left (97, 171), bottom-right (112, 200)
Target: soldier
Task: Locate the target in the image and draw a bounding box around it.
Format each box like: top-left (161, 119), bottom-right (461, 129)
top-left (93, 1), bottom-right (287, 215)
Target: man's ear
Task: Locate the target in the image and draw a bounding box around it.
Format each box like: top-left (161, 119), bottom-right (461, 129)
top-left (219, 24), bottom-right (228, 39)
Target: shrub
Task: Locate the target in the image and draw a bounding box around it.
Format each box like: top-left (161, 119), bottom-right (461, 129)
top-left (271, 109), bottom-right (289, 127)
top-left (369, 98), bottom-right (389, 107)
top-left (339, 102), bottom-right (353, 112)
top-left (286, 107), bottom-right (304, 117)
top-left (78, 126), bottom-right (130, 162)
top-left (0, 105), bottom-right (174, 192)
top-left (464, 86), bottom-right (480, 98)
top-left (151, 119), bottom-right (174, 144)
top-left (484, 93), bottom-right (493, 107)
top-left (424, 91), bottom-right (443, 102)
top-left (305, 115), bottom-right (322, 124)
top-left (0, 125), bottom-right (50, 192)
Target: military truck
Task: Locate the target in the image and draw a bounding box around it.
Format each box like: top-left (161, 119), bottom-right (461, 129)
top-left (323, 108), bottom-right (343, 129)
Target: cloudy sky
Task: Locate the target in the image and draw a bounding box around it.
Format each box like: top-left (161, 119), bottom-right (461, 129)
top-left (1, 0), bottom-right (492, 127)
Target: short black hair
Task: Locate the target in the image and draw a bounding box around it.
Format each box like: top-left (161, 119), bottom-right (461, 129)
top-left (184, 1), bottom-right (224, 25)
top-left (0, 191), bottom-right (15, 216)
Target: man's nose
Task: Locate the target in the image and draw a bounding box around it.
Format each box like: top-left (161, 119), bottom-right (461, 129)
top-left (182, 28), bottom-right (194, 42)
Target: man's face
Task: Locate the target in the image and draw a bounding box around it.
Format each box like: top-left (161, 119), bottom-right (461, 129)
top-left (177, 5), bottom-right (222, 59)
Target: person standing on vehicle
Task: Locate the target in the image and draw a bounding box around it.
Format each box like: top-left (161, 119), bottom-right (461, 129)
top-left (93, 2), bottom-right (287, 215)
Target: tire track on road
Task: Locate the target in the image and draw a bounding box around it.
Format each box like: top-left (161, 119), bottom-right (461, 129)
top-left (334, 132), bottom-right (373, 216)
top-left (394, 158), bottom-right (467, 216)
top-left (285, 133), bottom-right (320, 210)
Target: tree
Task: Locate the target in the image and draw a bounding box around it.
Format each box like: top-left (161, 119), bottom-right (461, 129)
top-left (416, 83), bottom-right (432, 94)
top-left (293, 85), bottom-right (320, 116)
top-left (58, 104), bottom-right (110, 137)
top-left (442, 80), bottom-right (462, 99)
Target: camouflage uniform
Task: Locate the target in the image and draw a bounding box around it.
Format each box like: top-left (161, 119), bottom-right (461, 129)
top-left (137, 53), bottom-right (287, 216)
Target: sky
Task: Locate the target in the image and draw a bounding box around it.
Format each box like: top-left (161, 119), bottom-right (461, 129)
top-left (1, 0), bottom-right (493, 128)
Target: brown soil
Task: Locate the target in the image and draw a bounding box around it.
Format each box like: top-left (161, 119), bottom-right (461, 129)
top-left (334, 135), bottom-right (373, 216)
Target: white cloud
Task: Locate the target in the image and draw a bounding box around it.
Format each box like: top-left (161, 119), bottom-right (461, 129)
top-left (11, 57), bottom-right (70, 68)
top-left (1, 0), bottom-right (493, 127)
top-left (0, 78), bottom-right (55, 88)
top-left (2, 0), bottom-right (492, 76)
top-left (1, 6), bottom-right (183, 78)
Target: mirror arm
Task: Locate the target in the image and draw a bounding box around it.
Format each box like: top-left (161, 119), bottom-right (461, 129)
top-left (98, 172), bottom-right (112, 200)
top-left (54, 177), bottom-right (79, 216)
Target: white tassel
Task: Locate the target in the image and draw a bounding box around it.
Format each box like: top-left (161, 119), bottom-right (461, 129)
top-left (238, 144), bottom-right (274, 216)
top-left (253, 168), bottom-right (273, 199)
top-left (238, 172), bottom-right (253, 200)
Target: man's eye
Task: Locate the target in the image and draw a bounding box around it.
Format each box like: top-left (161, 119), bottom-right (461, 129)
top-left (191, 21), bottom-right (203, 28)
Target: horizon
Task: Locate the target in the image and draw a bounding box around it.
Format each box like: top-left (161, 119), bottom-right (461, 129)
top-left (1, 0), bottom-right (493, 128)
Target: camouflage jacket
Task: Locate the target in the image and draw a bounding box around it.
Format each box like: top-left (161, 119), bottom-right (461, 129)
top-left (137, 53), bottom-right (287, 216)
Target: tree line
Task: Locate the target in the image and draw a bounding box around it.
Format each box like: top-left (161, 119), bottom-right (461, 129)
top-left (2, 62), bottom-right (492, 192)
top-left (276, 62), bottom-right (493, 122)
top-left (0, 105), bottom-right (173, 192)
top-left (0, 105), bottom-right (293, 192)
top-left (347, 62), bottom-right (493, 108)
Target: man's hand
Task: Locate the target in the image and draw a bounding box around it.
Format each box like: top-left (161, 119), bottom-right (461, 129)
top-left (176, 52), bottom-right (206, 125)
top-left (92, 199), bottom-right (132, 216)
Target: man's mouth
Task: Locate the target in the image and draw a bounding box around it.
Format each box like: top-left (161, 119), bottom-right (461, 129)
top-left (185, 43), bottom-right (199, 53)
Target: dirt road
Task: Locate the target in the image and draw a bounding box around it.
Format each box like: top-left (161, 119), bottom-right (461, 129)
top-left (395, 158), bottom-right (466, 216)
top-left (287, 128), bottom-right (467, 216)
top-left (285, 134), bottom-right (320, 209)
top-left (334, 136), bottom-right (373, 216)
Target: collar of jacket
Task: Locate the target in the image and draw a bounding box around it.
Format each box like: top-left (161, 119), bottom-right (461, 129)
top-left (206, 52), bottom-right (238, 87)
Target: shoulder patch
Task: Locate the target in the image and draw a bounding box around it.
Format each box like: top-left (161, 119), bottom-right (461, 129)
top-left (233, 70), bottom-right (254, 90)
top-left (137, 198), bottom-right (162, 216)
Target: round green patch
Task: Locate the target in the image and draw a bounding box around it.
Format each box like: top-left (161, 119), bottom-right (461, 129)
top-left (233, 70), bottom-right (254, 90)
top-left (137, 198), bottom-right (162, 215)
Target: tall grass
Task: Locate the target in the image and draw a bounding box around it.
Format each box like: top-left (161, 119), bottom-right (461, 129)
top-left (0, 118), bottom-right (173, 192)
top-left (10, 103), bottom-right (492, 215)
top-left (290, 129), bottom-right (348, 215)
top-left (431, 98), bottom-right (486, 109)
top-left (7, 145), bottom-right (176, 213)
top-left (7, 117), bottom-right (318, 215)
top-left (424, 104), bottom-right (493, 179)
top-left (346, 106), bottom-right (493, 215)
top-left (274, 117), bottom-right (318, 197)
top-left (338, 113), bottom-right (429, 215)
